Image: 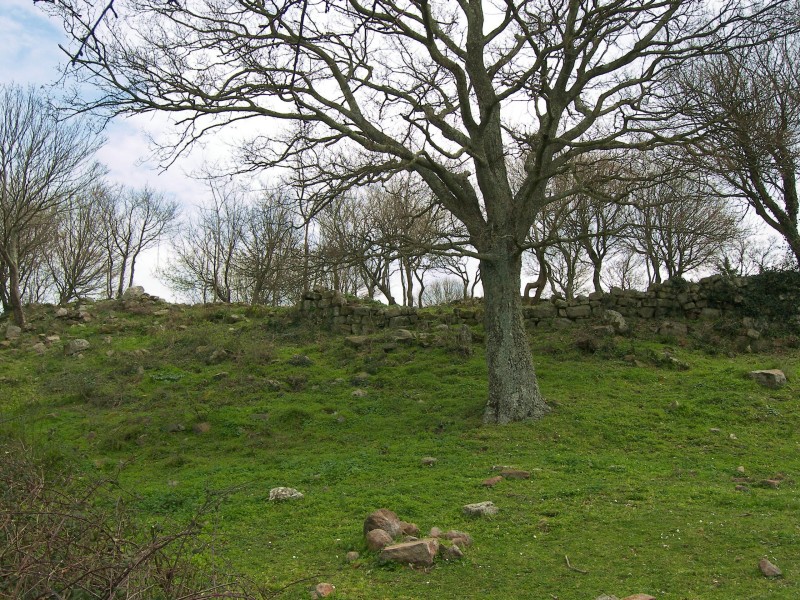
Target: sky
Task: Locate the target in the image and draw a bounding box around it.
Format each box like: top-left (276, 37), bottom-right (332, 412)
top-left (1, 0), bottom-right (213, 301)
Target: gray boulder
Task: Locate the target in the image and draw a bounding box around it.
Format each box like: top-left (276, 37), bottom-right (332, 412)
top-left (748, 370), bottom-right (787, 389)
top-left (463, 501), bottom-right (499, 517)
top-left (268, 487), bottom-right (304, 501)
top-left (602, 309), bottom-right (629, 334)
top-left (5, 324), bottom-right (22, 340)
top-left (122, 286), bottom-right (145, 299)
top-left (65, 339), bottom-right (90, 355)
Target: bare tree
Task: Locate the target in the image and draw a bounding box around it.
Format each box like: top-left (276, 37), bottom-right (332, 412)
top-left (674, 33), bottom-right (800, 267)
top-left (421, 277), bottom-right (464, 306)
top-left (50, 0), bottom-right (796, 422)
top-left (162, 182), bottom-right (246, 303)
top-left (45, 185), bottom-right (110, 304)
top-left (237, 194), bottom-right (304, 306)
top-left (625, 163), bottom-right (745, 283)
top-left (104, 186), bottom-right (178, 298)
top-left (0, 84), bottom-right (101, 324)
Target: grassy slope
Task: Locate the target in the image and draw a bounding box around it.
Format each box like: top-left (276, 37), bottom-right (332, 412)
top-left (1, 301), bottom-right (798, 599)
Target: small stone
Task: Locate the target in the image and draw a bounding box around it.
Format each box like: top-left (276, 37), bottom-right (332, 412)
top-left (289, 354), bottom-right (314, 366)
top-left (759, 558), bottom-right (782, 577)
top-left (762, 479), bottom-right (781, 489)
top-left (366, 529), bottom-right (393, 552)
top-left (735, 484), bottom-right (749, 492)
top-left (166, 423), bottom-right (185, 433)
top-left (45, 335), bottom-right (60, 343)
top-left (595, 596), bottom-right (620, 600)
top-left (193, 422), bottom-right (211, 434)
top-left (400, 521), bottom-right (420, 536)
top-left (5, 325), bottom-right (22, 340)
top-left (345, 551), bottom-right (359, 562)
top-left (55, 307), bottom-right (69, 318)
top-left (710, 428), bottom-right (721, 433)
top-left (500, 469), bottom-right (530, 480)
top-left (442, 530), bottom-right (473, 547)
top-left (729, 433), bottom-right (737, 440)
top-left (363, 508), bottom-right (403, 538)
top-left (748, 369), bottom-right (787, 389)
top-left (394, 329), bottom-right (414, 342)
top-left (441, 544), bottom-right (464, 560)
top-left (736, 466), bottom-right (746, 474)
top-left (269, 487), bottom-right (304, 501)
top-left (378, 539), bottom-right (439, 567)
top-left (345, 336), bottom-right (369, 349)
top-left (482, 475), bottom-right (503, 487)
top-left (429, 527), bottom-right (442, 538)
top-left (463, 501), bottom-right (499, 517)
top-left (64, 339), bottom-right (90, 355)
top-left (421, 456), bottom-right (437, 466)
top-left (351, 389), bottom-right (368, 398)
top-left (312, 582), bottom-right (335, 598)
top-left (32, 342), bottom-right (46, 354)
top-left (622, 595), bottom-right (656, 600)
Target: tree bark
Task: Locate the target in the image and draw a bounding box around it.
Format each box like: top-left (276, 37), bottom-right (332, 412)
top-left (7, 258), bottom-right (26, 327)
top-left (480, 243), bottom-right (549, 424)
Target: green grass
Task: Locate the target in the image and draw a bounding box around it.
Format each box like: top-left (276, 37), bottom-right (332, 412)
top-left (1, 300), bottom-right (799, 599)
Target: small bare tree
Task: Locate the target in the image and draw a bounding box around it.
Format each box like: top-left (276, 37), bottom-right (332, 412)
top-left (162, 182), bottom-right (246, 303)
top-left (103, 186), bottom-right (178, 298)
top-left (45, 185), bottom-right (110, 304)
top-left (625, 161), bottom-right (745, 283)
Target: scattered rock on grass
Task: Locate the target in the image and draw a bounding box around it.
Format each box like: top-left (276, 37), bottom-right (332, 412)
top-left (379, 539), bottom-right (439, 567)
top-left (759, 558), bottom-right (782, 578)
top-left (482, 475), bottom-right (503, 487)
top-left (420, 456), bottom-right (437, 466)
top-left (345, 336), bottom-right (369, 349)
top-left (500, 469), bottom-right (530, 479)
top-left (289, 354), bottom-right (314, 366)
top-left (366, 529), bottom-right (393, 552)
top-left (622, 595), bottom-right (656, 600)
top-left (364, 509), bottom-right (403, 538)
top-left (594, 596), bottom-right (620, 600)
top-left (345, 551), bottom-right (359, 563)
top-left (269, 487), bottom-right (304, 501)
top-left (748, 369), bottom-right (787, 389)
top-left (64, 339), bottom-right (90, 355)
top-left (5, 325), bottom-right (22, 340)
top-left (193, 422), bottom-right (211, 434)
top-left (463, 501), bottom-right (498, 517)
top-left (311, 582), bottom-right (335, 598)
top-left (442, 530), bottom-right (473, 546)
top-left (441, 544), bottom-right (464, 560)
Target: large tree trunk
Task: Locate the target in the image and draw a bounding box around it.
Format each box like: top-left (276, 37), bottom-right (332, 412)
top-left (7, 259), bottom-right (26, 327)
top-left (481, 244), bottom-right (550, 424)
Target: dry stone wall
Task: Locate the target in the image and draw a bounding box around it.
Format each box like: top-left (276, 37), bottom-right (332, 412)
top-left (298, 275), bottom-right (760, 334)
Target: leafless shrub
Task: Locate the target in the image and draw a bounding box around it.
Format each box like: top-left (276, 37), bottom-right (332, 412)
top-left (0, 439), bottom-right (256, 599)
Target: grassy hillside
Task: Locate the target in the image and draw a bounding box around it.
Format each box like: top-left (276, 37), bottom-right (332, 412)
top-left (1, 297), bottom-right (798, 599)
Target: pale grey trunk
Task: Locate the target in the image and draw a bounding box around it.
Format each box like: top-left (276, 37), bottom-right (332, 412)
top-left (481, 246), bottom-right (549, 424)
